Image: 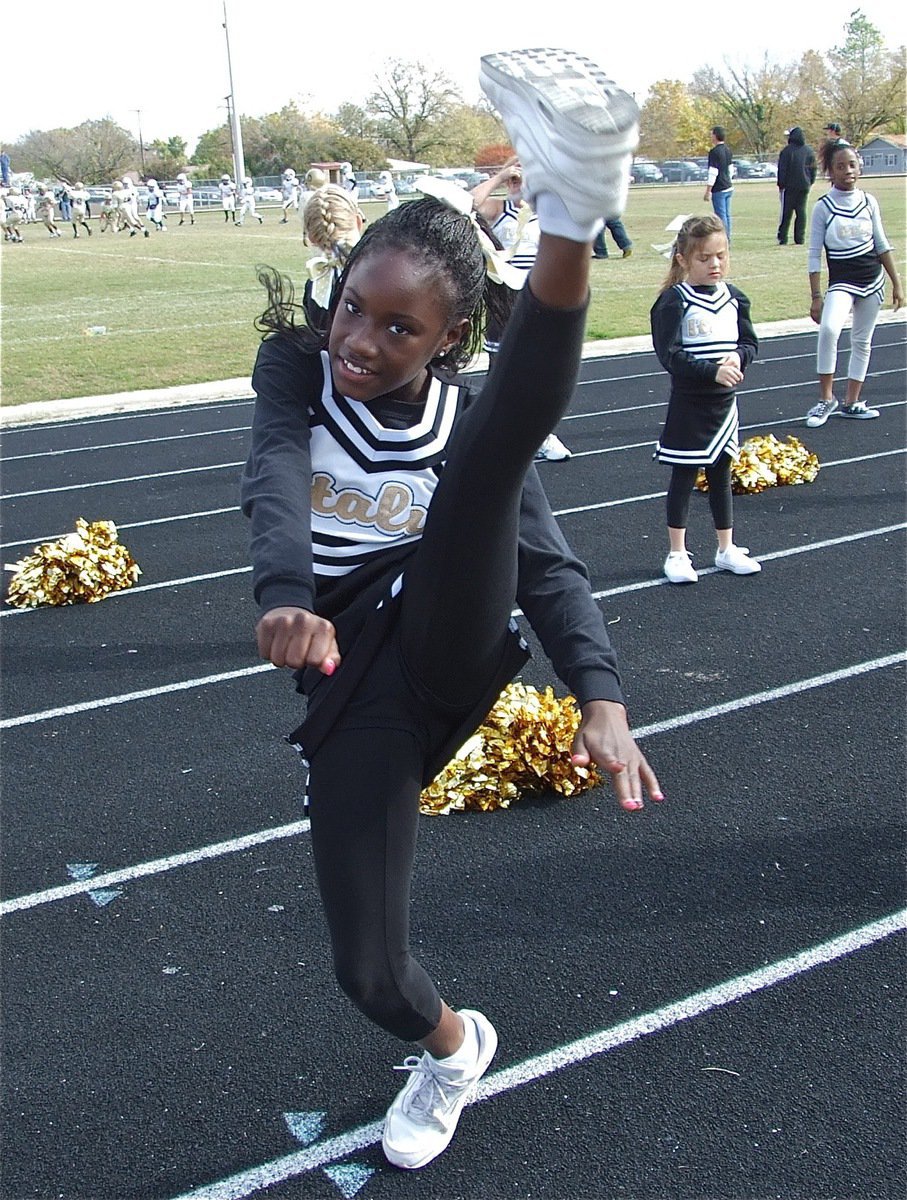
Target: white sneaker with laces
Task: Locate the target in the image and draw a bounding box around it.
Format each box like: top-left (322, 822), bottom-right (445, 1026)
top-left (715, 544), bottom-right (762, 575)
top-left (837, 401), bottom-right (880, 419)
top-left (382, 1009), bottom-right (497, 1170)
top-left (535, 433), bottom-right (572, 461)
top-left (805, 397), bottom-right (839, 427)
top-left (478, 48), bottom-right (639, 230)
top-left (664, 551), bottom-right (698, 584)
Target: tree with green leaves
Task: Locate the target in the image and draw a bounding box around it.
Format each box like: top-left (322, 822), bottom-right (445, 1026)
top-left (821, 8), bottom-right (906, 146)
top-left (12, 119), bottom-right (137, 183)
top-left (639, 80), bottom-right (711, 159)
top-left (691, 55), bottom-right (798, 157)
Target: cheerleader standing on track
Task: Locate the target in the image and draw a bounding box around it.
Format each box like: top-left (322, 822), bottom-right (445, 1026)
top-left (651, 214), bottom-right (761, 584)
top-left (241, 48), bottom-right (661, 1171)
top-left (804, 141), bottom-right (903, 428)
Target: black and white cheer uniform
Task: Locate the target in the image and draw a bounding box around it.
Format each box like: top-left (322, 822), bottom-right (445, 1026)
top-left (650, 280), bottom-right (758, 466)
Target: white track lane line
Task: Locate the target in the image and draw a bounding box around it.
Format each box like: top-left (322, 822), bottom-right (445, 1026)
top-left (2, 651), bottom-right (902, 916)
top-left (168, 909), bottom-right (906, 1200)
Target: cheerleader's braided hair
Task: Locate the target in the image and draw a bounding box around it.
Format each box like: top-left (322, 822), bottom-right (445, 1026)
top-left (256, 196), bottom-right (517, 373)
top-left (660, 213), bottom-right (727, 291)
top-left (303, 184), bottom-right (362, 260)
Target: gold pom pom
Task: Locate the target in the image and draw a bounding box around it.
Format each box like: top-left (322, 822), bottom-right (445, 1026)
top-left (419, 682), bottom-right (599, 815)
top-left (696, 435), bottom-right (820, 495)
top-left (5, 518), bottom-right (141, 609)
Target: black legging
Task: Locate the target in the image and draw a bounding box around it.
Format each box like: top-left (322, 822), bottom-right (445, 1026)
top-left (307, 285), bottom-right (587, 1041)
top-left (666, 456), bottom-right (733, 530)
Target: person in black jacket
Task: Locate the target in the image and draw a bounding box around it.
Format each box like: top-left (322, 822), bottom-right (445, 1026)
top-left (777, 127), bottom-right (817, 245)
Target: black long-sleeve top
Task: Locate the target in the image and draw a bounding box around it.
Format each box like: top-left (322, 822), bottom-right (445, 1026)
top-left (240, 333), bottom-right (625, 708)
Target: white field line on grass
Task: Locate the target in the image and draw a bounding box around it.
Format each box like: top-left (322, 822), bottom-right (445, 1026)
top-left (2, 650), bottom-right (903, 918)
top-left (168, 908), bottom-right (907, 1200)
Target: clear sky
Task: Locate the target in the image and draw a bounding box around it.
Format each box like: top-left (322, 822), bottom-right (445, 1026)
top-left (3, 0), bottom-right (903, 155)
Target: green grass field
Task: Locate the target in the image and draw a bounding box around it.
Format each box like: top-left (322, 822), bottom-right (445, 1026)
top-left (2, 180), bottom-right (905, 407)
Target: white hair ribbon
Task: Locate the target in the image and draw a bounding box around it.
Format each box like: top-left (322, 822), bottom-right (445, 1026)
top-left (417, 175), bottom-right (528, 290)
top-left (306, 254), bottom-right (341, 310)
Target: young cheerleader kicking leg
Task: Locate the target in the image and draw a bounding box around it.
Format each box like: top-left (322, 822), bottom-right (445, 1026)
top-left (244, 48), bottom-right (659, 1173)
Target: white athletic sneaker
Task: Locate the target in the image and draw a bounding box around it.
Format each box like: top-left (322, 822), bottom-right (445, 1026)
top-left (535, 433), bottom-right (573, 461)
top-left (805, 397), bottom-right (839, 427)
top-left (663, 551), bottom-right (698, 584)
top-left (382, 1009), bottom-right (497, 1170)
top-left (478, 48), bottom-right (639, 230)
top-left (714, 544), bottom-right (762, 575)
top-left (837, 401), bottom-right (880, 419)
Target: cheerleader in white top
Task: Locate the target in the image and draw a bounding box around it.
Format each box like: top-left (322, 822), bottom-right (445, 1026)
top-left (651, 214), bottom-right (761, 584)
top-left (805, 141), bottom-right (903, 427)
top-left (471, 157), bottom-right (571, 461)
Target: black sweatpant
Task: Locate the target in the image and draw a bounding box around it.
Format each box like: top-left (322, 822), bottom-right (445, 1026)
top-left (666, 455), bottom-right (734, 530)
top-left (307, 285), bottom-right (587, 1041)
top-left (777, 189), bottom-right (809, 245)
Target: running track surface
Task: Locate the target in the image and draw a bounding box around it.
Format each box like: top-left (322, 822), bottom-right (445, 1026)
top-left (1, 325), bottom-right (905, 1200)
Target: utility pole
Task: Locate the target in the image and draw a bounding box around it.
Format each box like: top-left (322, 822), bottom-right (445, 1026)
top-left (132, 109), bottom-right (146, 174)
top-left (222, 0), bottom-right (246, 186)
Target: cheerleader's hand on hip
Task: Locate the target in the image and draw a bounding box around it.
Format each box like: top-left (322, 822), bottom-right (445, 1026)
top-left (256, 606), bottom-right (341, 675)
top-left (571, 699), bottom-right (663, 812)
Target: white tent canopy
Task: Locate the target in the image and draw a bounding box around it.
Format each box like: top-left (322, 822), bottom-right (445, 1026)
top-left (385, 158), bottom-right (432, 172)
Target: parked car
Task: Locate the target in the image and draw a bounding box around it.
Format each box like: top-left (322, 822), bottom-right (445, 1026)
top-left (747, 161), bottom-right (778, 178)
top-left (733, 158), bottom-right (762, 179)
top-left (253, 187), bottom-right (282, 203)
top-left (630, 161), bottom-right (664, 183)
top-left (659, 159), bottom-right (705, 182)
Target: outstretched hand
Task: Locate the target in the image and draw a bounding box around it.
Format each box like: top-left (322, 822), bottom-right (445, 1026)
top-left (256, 606), bottom-right (341, 675)
top-left (571, 699), bottom-right (663, 811)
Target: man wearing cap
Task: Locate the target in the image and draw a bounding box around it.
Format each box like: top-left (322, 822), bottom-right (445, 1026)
top-left (776, 126), bottom-right (817, 245)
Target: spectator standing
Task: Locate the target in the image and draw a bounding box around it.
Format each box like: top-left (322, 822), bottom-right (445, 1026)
top-left (804, 140), bottom-right (903, 427)
top-left (0, 149), bottom-right (10, 187)
top-left (57, 182), bottom-right (72, 222)
top-left (776, 126), bottom-right (817, 245)
top-left (592, 217), bottom-right (633, 258)
top-left (703, 125), bottom-right (734, 241)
